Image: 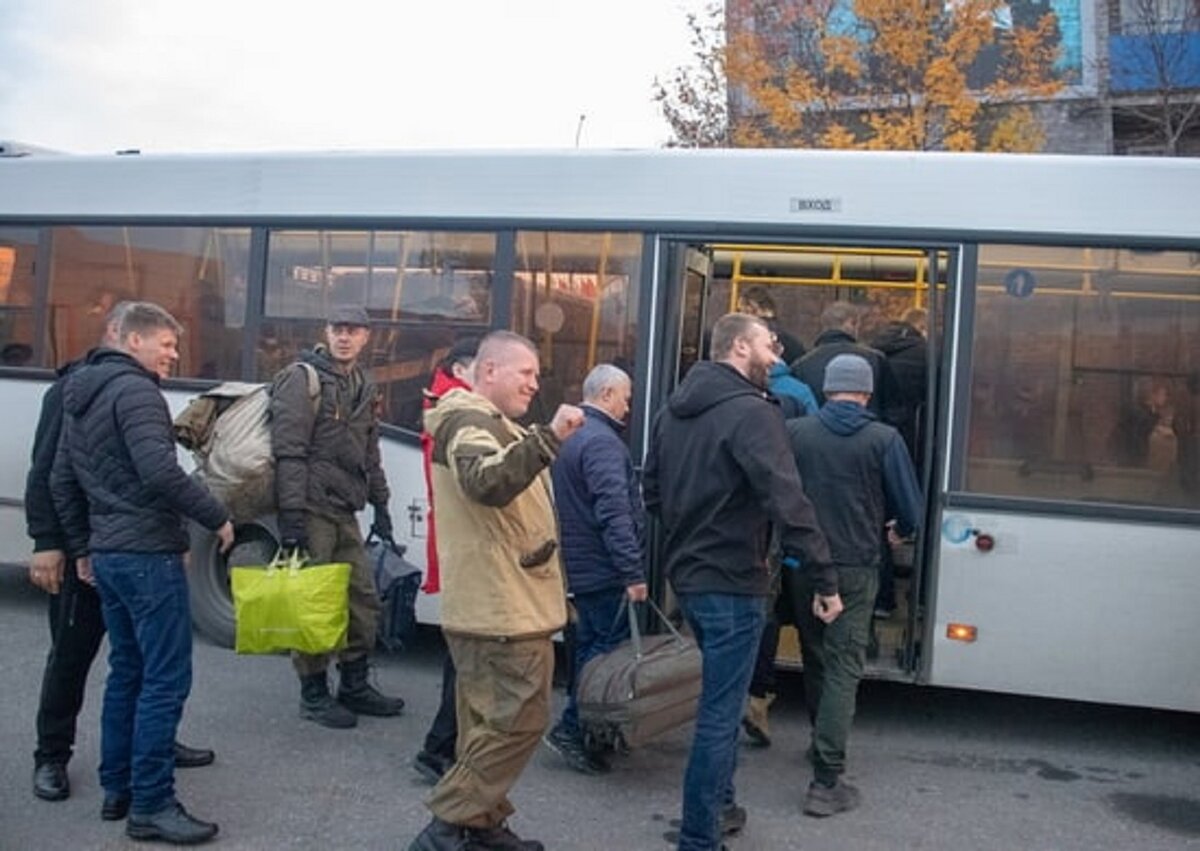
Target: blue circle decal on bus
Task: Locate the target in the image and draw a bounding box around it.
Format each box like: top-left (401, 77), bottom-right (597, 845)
top-left (1004, 268), bottom-right (1037, 299)
top-left (941, 515), bottom-right (974, 544)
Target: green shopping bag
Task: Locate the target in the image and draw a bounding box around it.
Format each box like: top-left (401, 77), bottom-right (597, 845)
top-left (230, 550), bottom-right (352, 655)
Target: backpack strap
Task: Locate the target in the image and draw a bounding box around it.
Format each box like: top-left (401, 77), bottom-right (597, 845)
top-left (293, 361), bottom-right (322, 414)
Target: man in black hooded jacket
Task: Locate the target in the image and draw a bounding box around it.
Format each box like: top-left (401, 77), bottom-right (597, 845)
top-left (644, 312), bottom-right (834, 851)
top-left (51, 301), bottom-right (233, 845)
top-left (27, 302), bottom-right (216, 806)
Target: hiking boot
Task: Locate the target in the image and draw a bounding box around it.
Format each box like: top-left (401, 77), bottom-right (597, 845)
top-left (300, 673), bottom-right (358, 729)
top-left (337, 657), bottom-right (404, 717)
top-left (413, 749), bottom-right (453, 784)
top-left (465, 821), bottom-right (544, 851)
top-left (102, 791), bottom-right (131, 821)
top-left (720, 803), bottom-right (748, 836)
top-left (542, 722), bottom-right (609, 775)
top-left (33, 762), bottom-right (69, 801)
top-left (408, 816), bottom-right (467, 851)
top-left (126, 800), bottom-right (218, 844)
top-left (742, 692), bottom-right (775, 747)
top-left (803, 779), bottom-right (861, 817)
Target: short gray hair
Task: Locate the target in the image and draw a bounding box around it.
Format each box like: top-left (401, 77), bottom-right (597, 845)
top-left (582, 364), bottom-right (630, 401)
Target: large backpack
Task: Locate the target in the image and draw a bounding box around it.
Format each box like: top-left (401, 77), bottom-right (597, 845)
top-left (174, 363), bottom-right (320, 521)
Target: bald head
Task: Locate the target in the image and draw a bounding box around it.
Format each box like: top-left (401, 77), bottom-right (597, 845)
top-left (472, 331), bottom-right (541, 419)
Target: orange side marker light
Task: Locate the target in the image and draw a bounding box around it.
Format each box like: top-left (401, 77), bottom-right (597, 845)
top-left (946, 623), bottom-right (978, 643)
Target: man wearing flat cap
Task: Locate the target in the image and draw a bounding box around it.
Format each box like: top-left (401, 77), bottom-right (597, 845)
top-left (270, 304), bottom-right (405, 728)
top-left (785, 354), bottom-right (921, 818)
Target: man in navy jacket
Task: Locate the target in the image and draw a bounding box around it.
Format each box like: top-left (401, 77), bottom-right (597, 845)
top-left (544, 364), bottom-right (646, 775)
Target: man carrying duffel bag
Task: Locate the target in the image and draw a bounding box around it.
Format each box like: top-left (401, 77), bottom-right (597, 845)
top-left (542, 364), bottom-right (646, 775)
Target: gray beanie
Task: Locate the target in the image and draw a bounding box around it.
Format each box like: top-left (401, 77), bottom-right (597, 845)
top-left (823, 354), bottom-right (874, 394)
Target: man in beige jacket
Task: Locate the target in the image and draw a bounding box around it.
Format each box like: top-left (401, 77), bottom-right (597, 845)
top-left (409, 331), bottom-right (584, 851)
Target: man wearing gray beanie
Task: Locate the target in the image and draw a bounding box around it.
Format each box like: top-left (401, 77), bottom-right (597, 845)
top-left (784, 354), bottom-right (922, 818)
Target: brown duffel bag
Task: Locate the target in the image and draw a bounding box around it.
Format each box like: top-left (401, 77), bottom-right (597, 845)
top-left (576, 599), bottom-right (702, 752)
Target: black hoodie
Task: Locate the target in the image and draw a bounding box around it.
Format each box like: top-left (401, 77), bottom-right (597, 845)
top-left (644, 361), bottom-right (834, 597)
top-left (50, 348), bottom-right (228, 556)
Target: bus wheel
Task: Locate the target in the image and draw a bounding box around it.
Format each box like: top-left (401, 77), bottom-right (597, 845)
top-left (187, 520), bottom-right (278, 649)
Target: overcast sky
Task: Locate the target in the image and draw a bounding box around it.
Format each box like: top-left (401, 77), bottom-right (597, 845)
top-left (1, 0), bottom-right (710, 154)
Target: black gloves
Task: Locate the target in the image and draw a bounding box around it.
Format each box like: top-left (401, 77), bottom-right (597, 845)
top-left (371, 503), bottom-right (394, 542)
top-left (278, 509), bottom-right (309, 554)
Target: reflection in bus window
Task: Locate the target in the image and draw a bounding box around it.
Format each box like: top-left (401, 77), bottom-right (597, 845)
top-left (45, 226), bottom-right (250, 378)
top-left (265, 231), bottom-right (494, 324)
top-left (513, 231), bottom-right (642, 420)
top-left (262, 230), bottom-right (497, 431)
top-left (967, 245), bottom-right (1200, 510)
top-left (0, 228), bottom-right (40, 366)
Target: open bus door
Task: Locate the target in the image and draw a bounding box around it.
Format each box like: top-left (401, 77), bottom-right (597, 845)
top-left (649, 238), bottom-right (957, 683)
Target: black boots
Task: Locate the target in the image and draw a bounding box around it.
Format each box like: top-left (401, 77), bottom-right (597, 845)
top-left (299, 673), bottom-right (357, 729)
top-left (336, 657), bottom-right (404, 717)
top-left (300, 661), bottom-right (403, 728)
top-left (126, 800), bottom-right (218, 845)
top-left (33, 762), bottom-right (69, 801)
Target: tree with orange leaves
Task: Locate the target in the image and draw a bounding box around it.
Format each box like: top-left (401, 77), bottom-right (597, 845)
top-left (655, 0), bottom-right (1066, 151)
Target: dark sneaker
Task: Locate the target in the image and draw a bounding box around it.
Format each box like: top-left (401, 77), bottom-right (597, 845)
top-left (102, 792), bottom-right (131, 821)
top-left (33, 762), bottom-right (69, 801)
top-left (126, 800), bottom-right (218, 844)
top-left (413, 749), bottom-right (453, 784)
top-left (465, 821), bottom-right (544, 851)
top-left (542, 723), bottom-right (608, 775)
top-left (803, 779), bottom-right (861, 817)
top-left (720, 803), bottom-right (748, 835)
top-left (173, 741), bottom-right (215, 768)
top-left (408, 816), bottom-right (467, 851)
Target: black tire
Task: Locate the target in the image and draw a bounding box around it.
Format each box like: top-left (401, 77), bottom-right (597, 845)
top-left (187, 520), bottom-right (279, 648)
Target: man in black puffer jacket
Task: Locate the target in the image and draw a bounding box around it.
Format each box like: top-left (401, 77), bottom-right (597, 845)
top-left (27, 302), bottom-right (216, 808)
top-left (51, 302), bottom-right (233, 846)
top-left (271, 305), bottom-right (403, 729)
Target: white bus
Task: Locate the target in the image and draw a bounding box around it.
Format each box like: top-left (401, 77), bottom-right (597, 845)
top-left (1, 147), bottom-right (1197, 712)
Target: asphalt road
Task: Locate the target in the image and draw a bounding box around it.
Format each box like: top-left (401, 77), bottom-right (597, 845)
top-left (2, 567), bottom-right (1198, 851)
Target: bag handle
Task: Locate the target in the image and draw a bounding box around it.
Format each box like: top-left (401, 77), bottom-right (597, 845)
top-left (268, 548), bottom-right (308, 571)
top-left (612, 595), bottom-right (688, 660)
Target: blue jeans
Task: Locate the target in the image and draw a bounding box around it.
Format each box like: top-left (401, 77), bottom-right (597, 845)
top-left (560, 587), bottom-right (629, 734)
top-left (93, 552), bottom-right (193, 816)
top-left (676, 592), bottom-right (767, 851)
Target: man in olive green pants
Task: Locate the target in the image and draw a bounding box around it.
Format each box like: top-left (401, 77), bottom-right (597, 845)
top-left (785, 354), bottom-right (921, 817)
top-left (271, 305), bottom-right (404, 729)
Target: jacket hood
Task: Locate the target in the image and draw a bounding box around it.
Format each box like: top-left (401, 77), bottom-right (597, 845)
top-left (668, 361), bottom-right (766, 419)
top-left (424, 369), bottom-right (471, 409)
top-left (818, 399), bottom-right (877, 435)
top-left (768, 362), bottom-right (791, 379)
top-left (871, 322), bottom-right (922, 356)
top-left (62, 348), bottom-right (155, 418)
